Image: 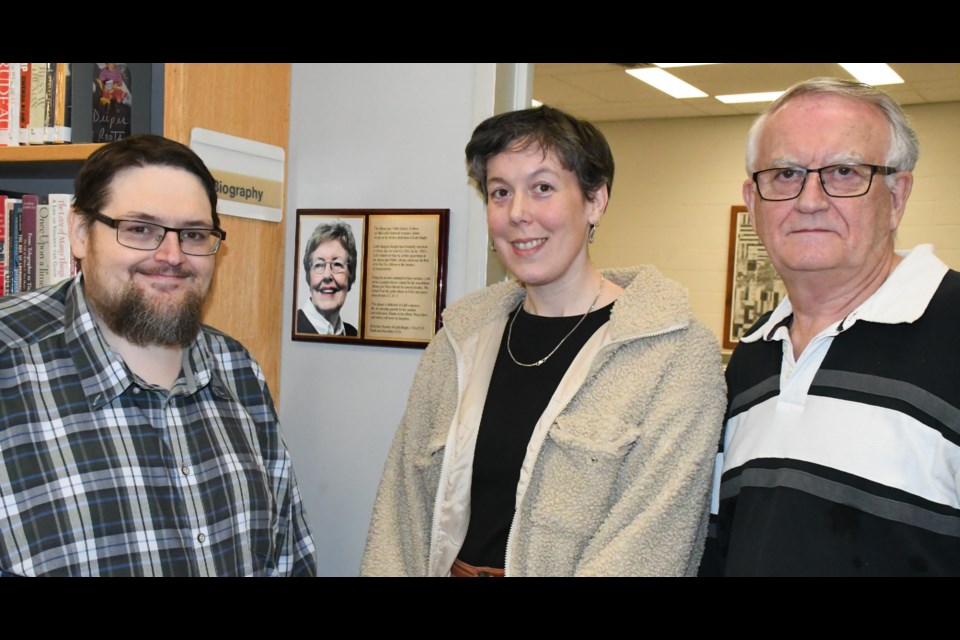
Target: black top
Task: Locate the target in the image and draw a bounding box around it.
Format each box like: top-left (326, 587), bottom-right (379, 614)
top-left (458, 301), bottom-right (613, 568)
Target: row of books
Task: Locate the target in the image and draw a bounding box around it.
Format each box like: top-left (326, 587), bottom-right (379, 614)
top-left (0, 63), bottom-right (71, 145)
top-left (1, 63), bottom-right (152, 147)
top-left (0, 194), bottom-right (75, 296)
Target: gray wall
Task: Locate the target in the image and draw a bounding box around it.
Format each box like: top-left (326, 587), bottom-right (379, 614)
top-left (279, 63), bottom-right (490, 575)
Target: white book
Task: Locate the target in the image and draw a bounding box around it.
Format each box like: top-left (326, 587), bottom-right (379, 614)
top-left (7, 63), bottom-right (21, 146)
top-left (28, 63), bottom-right (46, 145)
top-left (48, 194), bottom-right (74, 284)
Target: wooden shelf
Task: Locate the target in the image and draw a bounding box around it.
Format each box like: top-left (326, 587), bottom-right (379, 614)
top-left (0, 143), bottom-right (105, 163)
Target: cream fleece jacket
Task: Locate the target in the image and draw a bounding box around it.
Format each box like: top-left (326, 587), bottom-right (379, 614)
top-left (361, 266), bottom-right (726, 576)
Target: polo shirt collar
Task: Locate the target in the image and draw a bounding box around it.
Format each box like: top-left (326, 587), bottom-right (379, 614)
top-left (741, 244), bottom-right (948, 344)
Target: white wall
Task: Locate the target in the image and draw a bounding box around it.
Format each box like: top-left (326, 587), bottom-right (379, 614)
top-left (280, 63), bottom-right (489, 575)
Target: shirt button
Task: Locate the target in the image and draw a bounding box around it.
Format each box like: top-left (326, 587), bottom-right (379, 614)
top-left (181, 466), bottom-right (191, 476)
top-left (197, 533), bottom-right (206, 543)
top-left (133, 386), bottom-right (141, 394)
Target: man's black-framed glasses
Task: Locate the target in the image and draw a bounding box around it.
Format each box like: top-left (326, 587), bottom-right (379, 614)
top-left (752, 163), bottom-right (899, 202)
top-left (87, 210), bottom-right (226, 255)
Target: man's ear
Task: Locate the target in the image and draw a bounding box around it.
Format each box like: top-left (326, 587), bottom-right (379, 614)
top-left (888, 170), bottom-right (913, 231)
top-left (743, 178), bottom-right (757, 228)
top-left (69, 207), bottom-right (90, 260)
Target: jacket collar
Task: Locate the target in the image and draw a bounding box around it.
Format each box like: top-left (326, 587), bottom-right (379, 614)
top-left (441, 266), bottom-right (692, 343)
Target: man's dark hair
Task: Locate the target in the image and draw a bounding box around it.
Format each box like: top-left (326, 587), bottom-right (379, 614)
top-left (465, 105), bottom-right (614, 203)
top-left (73, 134), bottom-right (221, 229)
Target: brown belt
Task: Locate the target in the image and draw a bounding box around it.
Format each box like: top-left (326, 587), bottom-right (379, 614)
top-left (450, 558), bottom-right (505, 577)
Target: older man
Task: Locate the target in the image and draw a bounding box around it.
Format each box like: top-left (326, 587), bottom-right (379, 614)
top-left (707, 78), bottom-right (960, 575)
top-left (0, 135), bottom-right (316, 576)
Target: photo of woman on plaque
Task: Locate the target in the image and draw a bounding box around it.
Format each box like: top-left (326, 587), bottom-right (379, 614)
top-left (297, 218), bottom-right (362, 337)
top-left (361, 106), bottom-right (725, 576)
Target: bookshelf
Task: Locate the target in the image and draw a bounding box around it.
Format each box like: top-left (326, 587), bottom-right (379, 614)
top-left (0, 144), bottom-right (105, 163)
top-left (0, 63), bottom-right (290, 400)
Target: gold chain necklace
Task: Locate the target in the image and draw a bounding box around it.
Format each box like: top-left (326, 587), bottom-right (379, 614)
top-left (507, 274), bottom-right (605, 368)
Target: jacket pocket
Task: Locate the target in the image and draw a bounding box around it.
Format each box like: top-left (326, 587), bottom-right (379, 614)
top-left (413, 440), bottom-right (447, 510)
top-left (525, 416), bottom-right (638, 537)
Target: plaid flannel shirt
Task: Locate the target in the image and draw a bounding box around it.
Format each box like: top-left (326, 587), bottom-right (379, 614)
top-left (0, 277), bottom-right (317, 576)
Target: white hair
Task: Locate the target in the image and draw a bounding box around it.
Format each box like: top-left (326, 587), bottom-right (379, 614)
top-left (745, 77), bottom-right (919, 187)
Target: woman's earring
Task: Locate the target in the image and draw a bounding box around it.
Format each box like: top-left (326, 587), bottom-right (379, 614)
top-left (489, 238), bottom-right (497, 253)
top-left (587, 224), bottom-right (598, 244)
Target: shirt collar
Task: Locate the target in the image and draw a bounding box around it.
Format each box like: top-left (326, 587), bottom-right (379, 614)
top-left (742, 244), bottom-right (948, 344)
top-left (64, 276), bottom-right (216, 409)
top-left (299, 299), bottom-right (346, 335)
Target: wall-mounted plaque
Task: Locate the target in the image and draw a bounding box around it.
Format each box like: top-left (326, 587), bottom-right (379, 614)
top-left (292, 209), bottom-right (449, 348)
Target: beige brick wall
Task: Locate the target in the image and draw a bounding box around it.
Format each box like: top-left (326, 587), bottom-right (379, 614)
top-left (593, 102), bottom-right (960, 346)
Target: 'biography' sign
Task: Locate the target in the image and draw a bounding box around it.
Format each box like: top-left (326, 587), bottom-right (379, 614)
top-left (190, 128), bottom-right (285, 223)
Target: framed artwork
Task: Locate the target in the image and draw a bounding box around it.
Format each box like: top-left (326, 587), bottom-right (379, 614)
top-left (723, 205), bottom-right (788, 350)
top-left (292, 209), bottom-right (449, 348)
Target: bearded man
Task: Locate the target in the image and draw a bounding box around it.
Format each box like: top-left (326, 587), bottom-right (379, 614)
top-left (0, 135), bottom-right (316, 576)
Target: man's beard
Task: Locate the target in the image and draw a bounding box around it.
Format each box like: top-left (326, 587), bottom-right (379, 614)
top-left (87, 272), bottom-right (205, 348)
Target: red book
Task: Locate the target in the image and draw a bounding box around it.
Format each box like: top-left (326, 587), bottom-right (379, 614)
top-left (0, 63), bottom-right (12, 146)
top-left (18, 63), bottom-right (29, 143)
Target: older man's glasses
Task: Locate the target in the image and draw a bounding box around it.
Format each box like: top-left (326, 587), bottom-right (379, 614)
top-left (311, 260), bottom-right (347, 275)
top-left (87, 210), bottom-right (226, 255)
top-left (753, 163), bottom-right (898, 202)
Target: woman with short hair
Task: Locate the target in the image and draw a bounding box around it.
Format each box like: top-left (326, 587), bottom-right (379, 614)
top-left (362, 106), bottom-right (725, 576)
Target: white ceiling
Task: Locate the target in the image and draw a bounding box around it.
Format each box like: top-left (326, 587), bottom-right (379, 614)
top-left (533, 63), bottom-right (960, 122)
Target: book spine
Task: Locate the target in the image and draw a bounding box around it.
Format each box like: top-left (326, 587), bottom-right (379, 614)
top-left (44, 63), bottom-right (55, 144)
top-left (54, 63), bottom-right (69, 143)
top-left (35, 197), bottom-right (50, 288)
top-left (20, 195), bottom-right (37, 291)
top-left (10, 200), bottom-right (21, 293)
top-left (0, 195), bottom-right (6, 296)
top-left (29, 63), bottom-right (46, 144)
top-left (18, 63), bottom-right (29, 144)
top-left (62, 63), bottom-right (71, 142)
top-left (2, 199), bottom-right (12, 295)
top-left (48, 194), bottom-right (73, 284)
top-left (8, 63), bottom-right (20, 146)
top-left (0, 63), bottom-right (12, 146)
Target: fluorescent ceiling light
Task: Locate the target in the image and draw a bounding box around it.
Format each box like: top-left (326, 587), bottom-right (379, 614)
top-left (715, 91), bottom-right (784, 104)
top-left (654, 63), bottom-right (719, 68)
top-left (625, 68), bottom-right (707, 99)
top-left (839, 63), bottom-right (904, 85)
